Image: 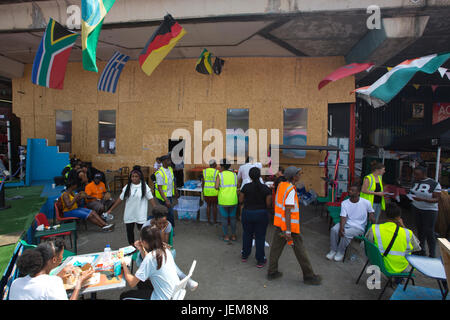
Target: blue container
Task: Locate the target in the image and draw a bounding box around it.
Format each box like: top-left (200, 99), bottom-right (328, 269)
top-left (114, 260), bottom-right (121, 277)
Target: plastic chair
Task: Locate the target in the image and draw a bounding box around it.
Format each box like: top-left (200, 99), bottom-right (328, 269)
top-left (20, 239), bottom-right (75, 261)
top-left (35, 213), bottom-right (73, 249)
top-left (54, 199), bottom-right (87, 231)
top-left (355, 236), bottom-right (415, 300)
top-left (170, 260), bottom-right (197, 300)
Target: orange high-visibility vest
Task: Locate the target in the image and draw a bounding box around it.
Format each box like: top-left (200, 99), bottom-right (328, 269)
top-left (274, 181), bottom-right (300, 234)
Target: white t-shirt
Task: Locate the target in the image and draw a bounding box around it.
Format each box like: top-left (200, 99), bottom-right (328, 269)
top-left (285, 188), bottom-right (297, 206)
top-left (156, 167), bottom-right (174, 197)
top-left (410, 178), bottom-right (441, 211)
top-left (340, 198), bottom-right (374, 231)
top-left (237, 162), bottom-right (264, 190)
top-left (9, 274), bottom-right (68, 300)
top-left (120, 183), bottom-right (154, 224)
top-left (135, 248), bottom-right (180, 300)
top-left (154, 162), bottom-right (162, 170)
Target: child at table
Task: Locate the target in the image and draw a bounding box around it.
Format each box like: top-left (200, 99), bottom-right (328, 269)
top-left (120, 226), bottom-right (180, 300)
top-left (9, 239), bottom-right (93, 300)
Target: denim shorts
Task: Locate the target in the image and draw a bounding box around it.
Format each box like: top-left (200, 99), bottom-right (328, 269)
top-left (64, 207), bottom-right (92, 220)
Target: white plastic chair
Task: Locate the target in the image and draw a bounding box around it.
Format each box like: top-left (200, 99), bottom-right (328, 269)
top-left (170, 260), bottom-right (197, 300)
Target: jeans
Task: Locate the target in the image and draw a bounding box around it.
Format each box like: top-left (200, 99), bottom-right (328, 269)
top-left (413, 206), bottom-right (438, 257)
top-left (268, 227), bottom-right (315, 279)
top-left (157, 197), bottom-right (175, 228)
top-left (329, 223), bottom-right (364, 255)
top-left (373, 203), bottom-right (382, 223)
top-left (241, 209), bottom-right (269, 263)
top-left (218, 205), bottom-right (237, 236)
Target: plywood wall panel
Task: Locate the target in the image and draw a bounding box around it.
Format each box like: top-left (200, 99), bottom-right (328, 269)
top-left (13, 57), bottom-right (355, 194)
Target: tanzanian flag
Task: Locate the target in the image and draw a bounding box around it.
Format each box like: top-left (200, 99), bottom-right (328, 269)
top-left (81, 0), bottom-right (116, 72)
top-left (31, 18), bottom-right (78, 90)
top-left (139, 14), bottom-right (186, 76)
top-left (195, 49), bottom-right (213, 75)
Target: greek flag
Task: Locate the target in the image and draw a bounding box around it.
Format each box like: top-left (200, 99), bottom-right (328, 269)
top-left (97, 51), bottom-right (129, 93)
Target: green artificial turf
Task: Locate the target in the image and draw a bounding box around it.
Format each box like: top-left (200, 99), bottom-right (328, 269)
top-left (0, 186), bottom-right (46, 235)
top-left (0, 186), bottom-right (46, 277)
top-left (0, 244), bottom-right (16, 276)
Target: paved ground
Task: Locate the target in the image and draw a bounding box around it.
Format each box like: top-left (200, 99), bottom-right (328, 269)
top-left (70, 195), bottom-right (440, 300)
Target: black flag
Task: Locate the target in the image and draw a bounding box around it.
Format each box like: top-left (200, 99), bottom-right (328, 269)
top-left (213, 57), bottom-right (225, 75)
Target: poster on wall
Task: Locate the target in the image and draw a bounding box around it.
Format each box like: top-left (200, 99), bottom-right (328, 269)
top-left (282, 108), bottom-right (308, 158)
top-left (412, 103), bottom-right (425, 119)
top-left (432, 102), bottom-right (450, 124)
top-left (226, 109), bottom-right (249, 161)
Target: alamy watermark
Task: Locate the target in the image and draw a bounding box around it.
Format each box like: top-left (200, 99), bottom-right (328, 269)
top-left (169, 121), bottom-right (279, 175)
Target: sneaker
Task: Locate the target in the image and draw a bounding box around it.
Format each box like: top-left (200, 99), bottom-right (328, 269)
top-left (334, 252), bottom-right (344, 262)
top-left (102, 224), bottom-right (115, 232)
top-left (102, 213), bottom-right (114, 221)
top-left (256, 259), bottom-right (267, 268)
top-left (186, 279), bottom-right (198, 291)
top-left (241, 256), bottom-right (248, 263)
top-left (326, 251), bottom-right (336, 260)
top-left (304, 274), bottom-right (322, 286)
top-left (267, 271), bottom-right (283, 281)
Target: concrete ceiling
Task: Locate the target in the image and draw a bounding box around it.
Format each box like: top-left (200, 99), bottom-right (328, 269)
top-left (0, 4), bottom-right (449, 86)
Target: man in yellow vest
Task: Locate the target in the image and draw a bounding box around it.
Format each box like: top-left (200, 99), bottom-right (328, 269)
top-left (202, 159), bottom-right (219, 224)
top-left (155, 154), bottom-right (177, 228)
top-left (365, 202), bottom-right (421, 274)
top-left (267, 166), bottom-right (322, 285)
top-left (215, 158), bottom-right (238, 242)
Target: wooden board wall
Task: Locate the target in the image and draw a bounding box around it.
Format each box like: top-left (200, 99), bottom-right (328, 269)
top-left (12, 57), bottom-right (355, 195)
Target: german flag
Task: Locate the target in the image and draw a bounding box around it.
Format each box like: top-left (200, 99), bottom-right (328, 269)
top-left (195, 49), bottom-right (213, 75)
top-left (139, 14), bottom-right (186, 76)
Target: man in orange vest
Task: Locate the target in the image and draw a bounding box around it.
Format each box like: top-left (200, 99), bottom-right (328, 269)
top-left (267, 166), bottom-right (322, 285)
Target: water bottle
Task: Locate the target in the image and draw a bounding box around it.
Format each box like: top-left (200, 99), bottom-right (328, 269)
top-left (103, 244), bottom-right (112, 266)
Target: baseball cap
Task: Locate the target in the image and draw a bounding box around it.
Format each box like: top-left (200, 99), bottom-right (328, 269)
top-left (94, 173), bottom-right (102, 179)
top-left (284, 166), bottom-right (302, 180)
top-left (160, 154), bottom-right (170, 161)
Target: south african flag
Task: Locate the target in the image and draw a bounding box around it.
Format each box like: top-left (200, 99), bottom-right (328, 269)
top-left (31, 18), bottom-right (79, 90)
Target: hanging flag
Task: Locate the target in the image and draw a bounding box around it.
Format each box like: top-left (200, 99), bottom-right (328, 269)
top-left (438, 67), bottom-right (448, 78)
top-left (195, 49), bottom-right (213, 75)
top-left (139, 14), bottom-right (186, 76)
top-left (81, 0), bottom-right (116, 72)
top-left (387, 67), bottom-right (393, 71)
top-left (213, 57), bottom-right (225, 75)
top-left (97, 51), bottom-right (129, 93)
top-left (412, 84), bottom-right (420, 90)
top-left (431, 85), bottom-right (439, 93)
top-left (354, 53), bottom-right (450, 108)
top-left (31, 18), bottom-right (79, 90)
top-left (318, 62), bottom-right (374, 90)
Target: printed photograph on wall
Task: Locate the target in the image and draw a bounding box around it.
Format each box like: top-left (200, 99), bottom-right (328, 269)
top-left (412, 103), bottom-right (425, 119)
top-left (283, 108), bottom-right (308, 158)
top-left (55, 110), bottom-right (72, 153)
top-left (226, 108), bottom-right (249, 162)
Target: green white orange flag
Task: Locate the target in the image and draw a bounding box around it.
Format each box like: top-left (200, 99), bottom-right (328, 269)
top-left (354, 53), bottom-right (450, 108)
top-left (81, 0), bottom-right (116, 72)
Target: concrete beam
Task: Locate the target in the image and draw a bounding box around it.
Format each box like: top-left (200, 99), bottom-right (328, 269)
top-left (0, 55), bottom-right (24, 79)
top-left (0, 0), bottom-right (444, 32)
top-left (345, 16), bottom-right (430, 66)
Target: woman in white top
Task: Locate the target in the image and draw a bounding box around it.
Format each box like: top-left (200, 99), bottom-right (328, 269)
top-left (120, 226), bottom-right (180, 300)
top-left (107, 169), bottom-right (156, 245)
top-left (9, 239), bottom-right (93, 300)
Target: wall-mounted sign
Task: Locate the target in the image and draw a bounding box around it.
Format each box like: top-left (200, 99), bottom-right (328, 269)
top-left (432, 102), bottom-right (450, 124)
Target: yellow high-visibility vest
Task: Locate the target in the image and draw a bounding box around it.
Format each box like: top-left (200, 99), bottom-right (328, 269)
top-left (155, 167), bottom-right (175, 201)
top-left (372, 222), bottom-right (413, 273)
top-left (218, 170), bottom-right (238, 206)
top-left (203, 168), bottom-right (218, 197)
top-left (360, 173), bottom-right (385, 210)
